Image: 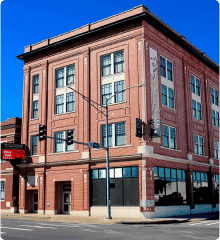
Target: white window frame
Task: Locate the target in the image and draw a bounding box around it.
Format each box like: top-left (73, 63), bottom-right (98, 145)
top-left (55, 65), bottom-right (75, 115)
top-left (31, 135), bottom-right (38, 156)
top-left (194, 134), bottom-right (204, 156)
top-left (101, 50), bottom-right (125, 105)
top-left (160, 56), bottom-right (173, 81)
top-left (162, 125), bottom-right (177, 149)
top-left (101, 122), bottom-right (126, 147)
top-left (54, 130), bottom-right (75, 153)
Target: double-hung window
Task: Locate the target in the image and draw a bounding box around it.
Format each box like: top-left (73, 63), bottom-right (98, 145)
top-left (55, 130), bottom-right (74, 153)
top-left (101, 51), bottom-right (124, 77)
top-left (160, 56), bottom-right (173, 81)
top-left (163, 125), bottom-right (176, 149)
top-left (55, 65), bottom-right (75, 115)
top-left (1, 181), bottom-right (5, 200)
top-left (191, 75), bottom-right (202, 120)
top-left (160, 56), bottom-right (174, 109)
top-left (102, 122), bottom-right (126, 147)
top-left (194, 135), bottom-right (204, 155)
top-left (101, 50), bottom-right (125, 105)
top-left (31, 135), bottom-right (38, 155)
top-left (56, 95), bottom-right (64, 114)
top-left (210, 87), bottom-right (219, 128)
top-left (33, 75), bottom-right (39, 94)
top-left (32, 100), bottom-right (39, 119)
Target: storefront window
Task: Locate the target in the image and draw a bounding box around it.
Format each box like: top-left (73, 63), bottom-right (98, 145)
top-left (154, 167), bottom-right (187, 206)
top-left (193, 171), bottom-right (211, 204)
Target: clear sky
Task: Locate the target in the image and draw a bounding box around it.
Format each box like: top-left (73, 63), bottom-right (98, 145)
top-left (1, 0), bottom-right (219, 122)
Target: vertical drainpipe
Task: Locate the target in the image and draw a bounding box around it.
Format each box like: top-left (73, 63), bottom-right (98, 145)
top-left (43, 61), bottom-right (49, 215)
top-left (88, 24), bottom-right (91, 216)
top-left (182, 58), bottom-right (193, 210)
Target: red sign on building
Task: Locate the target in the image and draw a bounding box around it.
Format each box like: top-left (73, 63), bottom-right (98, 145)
top-left (2, 149), bottom-right (26, 160)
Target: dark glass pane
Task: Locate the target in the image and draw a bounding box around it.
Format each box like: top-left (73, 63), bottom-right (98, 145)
top-left (171, 169), bottom-right (176, 179)
top-left (132, 167), bottom-right (139, 177)
top-left (165, 168), bottom-right (170, 178)
top-left (92, 170), bottom-right (98, 179)
top-left (123, 167), bottom-right (131, 177)
top-left (159, 167), bottom-right (164, 177)
top-left (154, 167), bottom-right (158, 177)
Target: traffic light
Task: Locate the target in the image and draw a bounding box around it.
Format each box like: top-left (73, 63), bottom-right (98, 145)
top-left (39, 125), bottom-right (46, 141)
top-left (67, 130), bottom-right (74, 145)
top-left (135, 118), bottom-right (143, 138)
top-left (89, 142), bottom-right (100, 149)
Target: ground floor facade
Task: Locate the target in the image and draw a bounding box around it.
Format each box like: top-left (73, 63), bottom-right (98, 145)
top-left (5, 154), bottom-right (219, 218)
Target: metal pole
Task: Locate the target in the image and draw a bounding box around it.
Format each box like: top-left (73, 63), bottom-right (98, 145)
top-left (106, 100), bottom-right (111, 219)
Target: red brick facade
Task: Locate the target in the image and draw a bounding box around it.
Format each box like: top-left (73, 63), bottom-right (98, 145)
top-left (16, 5), bottom-right (219, 218)
top-left (1, 117), bottom-right (22, 213)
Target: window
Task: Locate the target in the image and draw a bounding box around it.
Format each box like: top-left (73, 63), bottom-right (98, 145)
top-left (101, 51), bottom-right (124, 77)
top-left (32, 100), bottom-right (38, 119)
top-left (54, 130), bottom-right (74, 153)
top-left (66, 65), bottom-right (75, 85)
top-left (194, 135), bottom-right (204, 155)
top-left (162, 85), bottom-right (167, 106)
top-left (211, 87), bottom-right (214, 104)
top-left (160, 56), bottom-right (173, 81)
top-left (91, 166), bottom-right (139, 206)
top-left (191, 75), bottom-right (195, 93)
top-left (211, 87), bottom-right (219, 106)
top-left (193, 171), bottom-right (210, 204)
top-left (66, 92), bottom-right (75, 112)
top-left (101, 54), bottom-right (111, 76)
top-left (191, 75), bottom-right (200, 96)
top-left (161, 85), bottom-right (174, 109)
top-left (31, 136), bottom-right (38, 155)
top-left (56, 65), bottom-right (75, 88)
top-left (101, 51), bottom-right (125, 105)
top-left (192, 100), bottom-right (202, 120)
top-left (214, 174), bottom-right (219, 203)
top-left (55, 95), bottom-right (64, 114)
top-left (102, 122), bottom-right (126, 147)
top-left (214, 141), bottom-right (219, 159)
top-left (1, 181), bottom-right (5, 200)
top-left (154, 167), bottom-right (187, 206)
top-left (101, 84), bottom-right (112, 105)
top-left (163, 125), bottom-right (176, 149)
top-left (114, 80), bottom-right (125, 103)
top-left (212, 110), bottom-right (219, 127)
top-left (33, 75), bottom-right (39, 94)
top-left (114, 51), bottom-right (124, 74)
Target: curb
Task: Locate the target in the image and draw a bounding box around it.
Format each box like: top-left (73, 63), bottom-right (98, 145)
top-left (118, 219), bottom-right (190, 225)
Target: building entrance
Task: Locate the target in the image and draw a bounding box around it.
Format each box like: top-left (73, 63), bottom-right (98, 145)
top-left (62, 184), bottom-right (71, 214)
top-left (33, 193), bottom-right (38, 213)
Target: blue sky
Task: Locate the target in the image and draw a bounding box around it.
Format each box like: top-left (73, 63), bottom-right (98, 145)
top-left (1, 0), bottom-right (219, 122)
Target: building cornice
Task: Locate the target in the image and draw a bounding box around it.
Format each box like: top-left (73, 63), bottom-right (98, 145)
top-left (16, 6), bottom-right (218, 73)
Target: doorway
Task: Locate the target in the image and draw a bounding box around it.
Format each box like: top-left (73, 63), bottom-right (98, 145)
top-left (33, 192), bottom-right (38, 213)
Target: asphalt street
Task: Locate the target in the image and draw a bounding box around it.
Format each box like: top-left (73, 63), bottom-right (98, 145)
top-left (1, 218), bottom-right (219, 240)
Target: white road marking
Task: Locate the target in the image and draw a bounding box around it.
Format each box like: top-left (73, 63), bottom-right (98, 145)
top-left (0, 232), bottom-right (6, 234)
top-left (188, 221), bottom-right (209, 225)
top-left (82, 229), bottom-right (97, 232)
top-left (37, 223), bottom-right (79, 227)
top-left (19, 224), bottom-right (57, 229)
top-left (206, 221), bottom-right (220, 226)
top-left (1, 226), bottom-right (32, 231)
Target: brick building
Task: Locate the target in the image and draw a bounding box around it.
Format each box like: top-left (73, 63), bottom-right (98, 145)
top-left (16, 5), bottom-right (219, 218)
top-left (1, 117), bottom-right (22, 213)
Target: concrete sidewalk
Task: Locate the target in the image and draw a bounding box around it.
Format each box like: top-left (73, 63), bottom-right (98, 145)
top-left (1, 212), bottom-right (218, 225)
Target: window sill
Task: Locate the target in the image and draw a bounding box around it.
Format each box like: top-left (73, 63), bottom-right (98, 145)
top-left (162, 105), bottom-right (176, 111)
top-left (94, 144), bottom-right (132, 150)
top-left (101, 72), bottom-right (125, 79)
top-left (49, 150), bottom-right (80, 156)
top-left (1, 200), bottom-right (5, 202)
top-left (160, 146), bottom-right (181, 152)
top-left (100, 101), bottom-right (127, 107)
top-left (192, 117), bottom-right (203, 122)
top-left (56, 84), bottom-right (75, 90)
top-left (192, 154), bottom-right (208, 158)
top-left (31, 155), bottom-right (39, 157)
top-left (30, 118), bottom-right (39, 121)
top-left (54, 111), bottom-right (76, 117)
